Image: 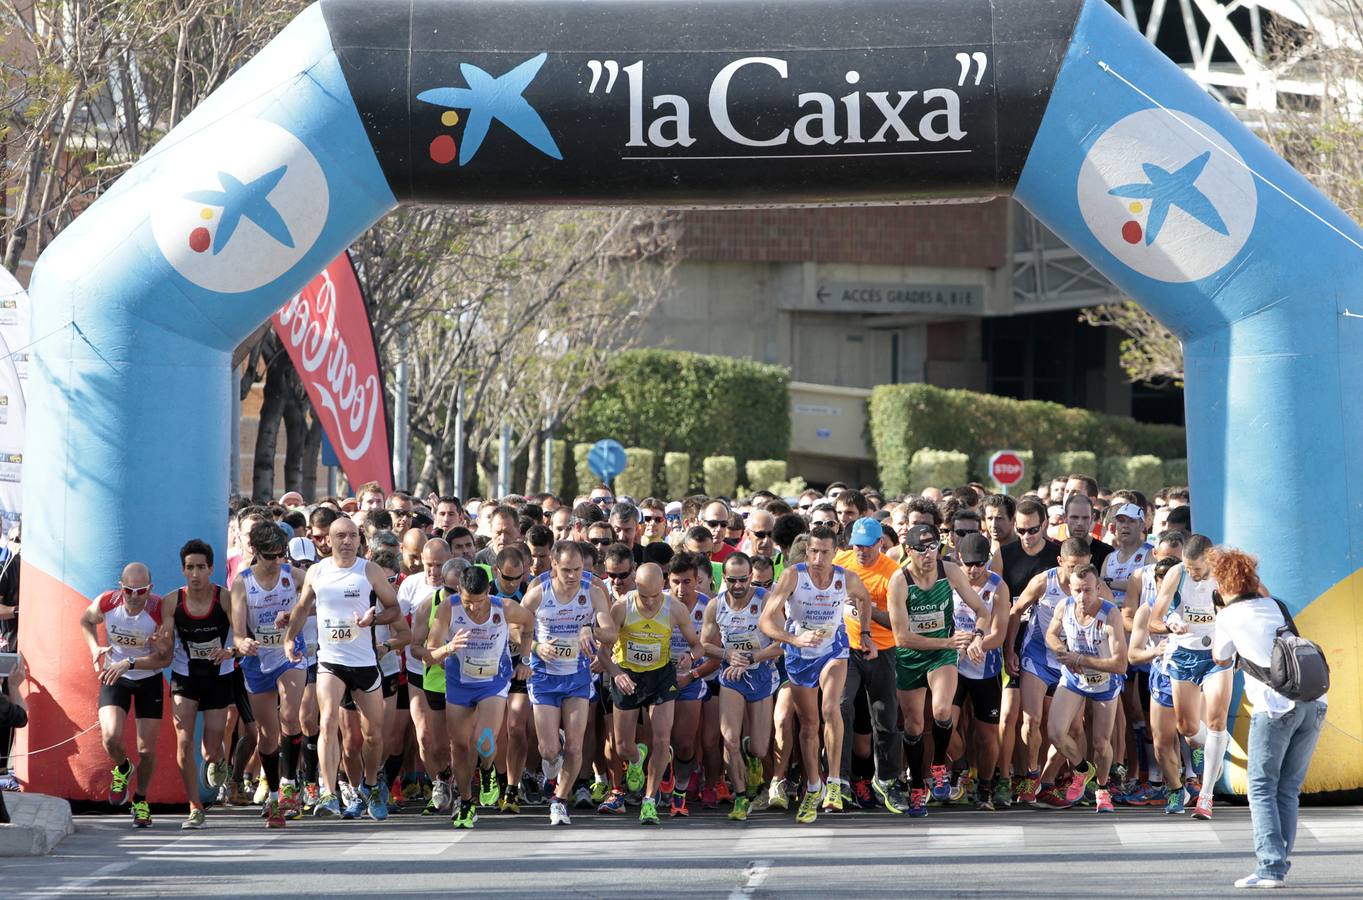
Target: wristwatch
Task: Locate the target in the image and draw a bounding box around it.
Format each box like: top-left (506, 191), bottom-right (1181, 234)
top-left (519, 655), bottom-right (532, 666)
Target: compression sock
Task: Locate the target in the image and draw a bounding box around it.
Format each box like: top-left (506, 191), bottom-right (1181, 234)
top-left (383, 754), bottom-right (404, 785)
top-left (301, 733), bottom-right (319, 783)
top-left (1200, 730), bottom-right (1230, 801)
top-left (262, 752), bottom-right (280, 792)
top-left (282, 733), bottom-right (302, 782)
top-left (930, 720), bottom-right (955, 766)
top-left (674, 755), bottom-right (697, 792)
top-left (903, 733), bottom-right (925, 787)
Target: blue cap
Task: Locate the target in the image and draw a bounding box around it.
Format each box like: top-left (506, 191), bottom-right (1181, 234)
top-left (849, 517), bottom-right (883, 547)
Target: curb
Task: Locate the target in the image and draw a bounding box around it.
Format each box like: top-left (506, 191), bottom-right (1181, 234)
top-left (0, 793), bottom-right (75, 856)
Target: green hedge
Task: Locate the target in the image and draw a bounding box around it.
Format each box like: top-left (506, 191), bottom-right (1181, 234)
top-left (704, 456), bottom-right (737, 498)
top-left (745, 459), bottom-right (787, 493)
top-left (572, 443), bottom-right (596, 497)
top-left (617, 448), bottom-right (656, 499)
top-left (566, 350), bottom-right (790, 484)
top-left (1100, 455), bottom-right (1164, 497)
top-left (663, 452), bottom-right (691, 499)
top-left (1163, 458), bottom-right (1188, 488)
top-left (869, 383), bottom-right (1186, 494)
top-left (1042, 451), bottom-right (1098, 483)
top-left (546, 439), bottom-right (567, 495)
top-left (910, 449), bottom-right (969, 494)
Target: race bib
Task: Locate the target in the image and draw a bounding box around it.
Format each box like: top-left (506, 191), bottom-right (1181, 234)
top-left (321, 617), bottom-right (356, 644)
top-left (723, 630), bottom-right (758, 654)
top-left (255, 625), bottom-right (283, 647)
top-left (109, 626), bottom-right (147, 648)
top-left (547, 638), bottom-right (579, 661)
top-left (187, 638), bottom-right (221, 661)
top-left (843, 600), bottom-right (860, 620)
top-left (461, 655), bottom-right (499, 680)
top-left (626, 639), bottom-right (661, 667)
top-left (1082, 670), bottom-right (1110, 690)
top-left (911, 610), bottom-right (946, 634)
top-left (1184, 608), bottom-right (1215, 626)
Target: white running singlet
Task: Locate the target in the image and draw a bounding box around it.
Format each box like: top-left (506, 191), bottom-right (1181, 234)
top-left (311, 557), bottom-right (378, 667)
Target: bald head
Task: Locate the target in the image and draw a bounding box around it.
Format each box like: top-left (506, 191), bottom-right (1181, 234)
top-left (635, 562), bottom-right (664, 598)
top-left (402, 528), bottom-right (427, 554)
top-left (422, 537), bottom-right (452, 585)
top-left (121, 562), bottom-right (150, 589)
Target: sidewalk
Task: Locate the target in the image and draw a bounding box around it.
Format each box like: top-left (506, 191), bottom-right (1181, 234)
top-left (0, 793), bottom-right (75, 855)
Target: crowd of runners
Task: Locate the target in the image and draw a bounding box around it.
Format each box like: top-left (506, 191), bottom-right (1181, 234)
top-left (72, 474), bottom-right (1266, 831)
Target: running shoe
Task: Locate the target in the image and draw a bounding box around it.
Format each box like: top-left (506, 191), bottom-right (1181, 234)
top-left (821, 782), bottom-right (844, 813)
top-left (500, 785), bottom-right (522, 814)
top-left (181, 808), bottom-right (206, 830)
top-left (767, 778), bottom-right (789, 811)
top-left (304, 782), bottom-right (321, 810)
top-left (281, 783), bottom-right (302, 820)
top-left (226, 777), bottom-right (251, 807)
top-left (1184, 777), bottom-right (1202, 806)
top-left (625, 744), bottom-right (648, 795)
top-left (639, 796), bottom-right (660, 825)
top-left (670, 790), bottom-right (690, 817)
top-left (1233, 874), bottom-right (1285, 889)
top-left (908, 788), bottom-right (928, 818)
top-left (928, 765), bottom-right (951, 802)
top-left (402, 777), bottom-right (425, 801)
top-left (1064, 763), bottom-right (1095, 805)
top-left (367, 784), bottom-right (389, 821)
top-left (716, 781), bottom-right (734, 803)
top-left (1033, 786), bottom-right (1070, 809)
top-left (744, 750), bottom-right (765, 798)
top-left (1, 772), bottom-right (25, 791)
top-left (522, 773), bottom-right (544, 805)
top-left (339, 781), bottom-right (359, 810)
top-left (992, 779), bottom-right (1013, 809)
top-left (342, 792), bottom-right (366, 820)
top-left (700, 784), bottom-right (719, 809)
top-left (431, 778), bottom-right (452, 813)
top-left (479, 767), bottom-right (501, 807)
top-left (253, 776), bottom-right (270, 805)
top-left (729, 796), bottom-right (751, 821)
top-left (977, 793), bottom-right (996, 812)
top-left (949, 771), bottom-right (971, 804)
top-left (451, 798), bottom-right (477, 829)
top-left (852, 778), bottom-right (875, 809)
top-left (1191, 746), bottom-right (1205, 779)
top-left (795, 786), bottom-right (822, 825)
top-left (589, 779), bottom-right (610, 804)
top-left (597, 790), bottom-right (627, 814)
top-left (313, 792), bottom-right (341, 817)
top-left (266, 798), bottom-right (286, 828)
top-left (1164, 790), bottom-right (1186, 815)
top-left (131, 799), bottom-right (152, 828)
top-left (1017, 773), bottom-right (1039, 805)
top-left (1095, 788), bottom-right (1115, 813)
top-left (1193, 795), bottom-right (1214, 820)
top-left (872, 778), bottom-right (906, 814)
top-left (1134, 784), bottom-right (1169, 807)
top-left (205, 760), bottom-right (228, 790)
top-left (659, 751), bottom-right (675, 796)
top-left (573, 784), bottom-right (594, 809)
top-left (109, 763), bottom-right (135, 806)
top-left (549, 798), bottom-right (571, 826)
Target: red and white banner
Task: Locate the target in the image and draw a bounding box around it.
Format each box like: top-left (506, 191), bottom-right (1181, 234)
top-left (273, 253), bottom-right (393, 493)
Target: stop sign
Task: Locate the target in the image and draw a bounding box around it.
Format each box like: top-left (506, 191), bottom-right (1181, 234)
top-left (989, 450), bottom-right (1025, 489)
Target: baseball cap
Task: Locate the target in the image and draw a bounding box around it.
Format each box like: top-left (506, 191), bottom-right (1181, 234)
top-left (905, 523), bottom-right (939, 549)
top-left (340, 497), bottom-right (359, 512)
top-left (287, 536), bottom-right (318, 562)
top-left (278, 491), bottom-right (305, 507)
top-left (1113, 503), bottom-right (1144, 521)
top-left (956, 532), bottom-right (991, 565)
top-left (849, 517), bottom-right (883, 547)
top-left (1047, 504), bottom-right (1064, 519)
top-left (665, 501), bottom-right (682, 516)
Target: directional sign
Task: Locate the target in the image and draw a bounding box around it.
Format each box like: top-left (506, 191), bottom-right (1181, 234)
top-left (588, 439), bottom-right (627, 483)
top-left (989, 450), bottom-right (1025, 494)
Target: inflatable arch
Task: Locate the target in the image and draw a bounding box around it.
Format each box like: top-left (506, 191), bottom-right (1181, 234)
top-left (17, 0), bottom-right (1363, 800)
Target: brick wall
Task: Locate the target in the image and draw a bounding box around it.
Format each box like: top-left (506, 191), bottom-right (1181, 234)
top-left (677, 199), bottom-right (1010, 268)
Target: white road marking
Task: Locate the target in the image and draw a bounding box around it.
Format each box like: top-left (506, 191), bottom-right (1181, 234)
top-left (729, 858), bottom-right (773, 899)
top-left (733, 825), bottom-right (836, 856)
top-left (1115, 820), bottom-right (1222, 846)
top-left (343, 830), bottom-right (469, 855)
top-left (923, 824), bottom-right (1025, 849)
top-left (146, 833), bottom-right (278, 857)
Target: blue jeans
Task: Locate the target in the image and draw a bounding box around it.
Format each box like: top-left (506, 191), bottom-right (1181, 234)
top-left (1246, 700), bottom-right (1326, 880)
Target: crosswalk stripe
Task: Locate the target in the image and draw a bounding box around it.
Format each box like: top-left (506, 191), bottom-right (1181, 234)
top-left (1115, 821), bottom-right (1221, 846)
top-left (344, 831), bottom-right (468, 855)
top-left (146, 834), bottom-right (278, 857)
top-left (923, 824), bottom-right (1025, 849)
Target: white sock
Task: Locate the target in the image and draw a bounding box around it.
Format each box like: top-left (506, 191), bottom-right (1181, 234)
top-left (1190, 721), bottom-right (1209, 748)
top-left (1200, 730), bottom-right (1230, 802)
top-left (807, 778), bottom-right (823, 794)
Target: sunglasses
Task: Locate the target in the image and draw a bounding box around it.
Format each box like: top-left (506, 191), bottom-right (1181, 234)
top-left (291, 558), bottom-right (313, 569)
top-left (753, 579), bottom-right (773, 589)
top-left (642, 515), bottom-right (665, 524)
top-left (724, 575), bottom-right (750, 584)
top-left (962, 559), bottom-right (989, 568)
top-left (952, 529), bottom-right (978, 538)
top-left (120, 584), bottom-right (152, 596)
top-left (797, 503), bottom-right (813, 511)
top-left (910, 541), bottom-right (942, 554)
top-left (749, 530), bottom-right (772, 540)
top-left (386, 574), bottom-right (399, 583)
top-left (605, 571), bottom-right (632, 581)
top-left (1017, 525), bottom-right (1043, 536)
top-left (591, 496), bottom-right (614, 505)
top-left (258, 550), bottom-right (285, 561)
top-left (589, 537), bottom-right (613, 546)
top-left (704, 519), bottom-right (727, 529)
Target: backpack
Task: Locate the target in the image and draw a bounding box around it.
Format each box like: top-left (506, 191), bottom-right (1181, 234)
top-left (1235, 598), bottom-right (1330, 702)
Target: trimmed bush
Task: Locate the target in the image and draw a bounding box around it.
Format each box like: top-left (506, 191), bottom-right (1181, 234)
top-left (768, 475), bottom-right (808, 499)
top-left (869, 383), bottom-right (1186, 491)
top-left (703, 456), bottom-right (737, 498)
top-left (1163, 458), bottom-right (1189, 489)
top-left (567, 350), bottom-right (790, 482)
top-left (1100, 455), bottom-right (1164, 497)
top-left (547, 439), bottom-right (567, 495)
top-left (572, 443), bottom-right (596, 498)
top-left (745, 459), bottom-right (788, 494)
top-left (1042, 451), bottom-right (1098, 483)
top-left (977, 450), bottom-right (1036, 492)
top-left (910, 449), bottom-right (969, 495)
top-left (663, 452), bottom-right (691, 499)
top-left (617, 448), bottom-right (656, 499)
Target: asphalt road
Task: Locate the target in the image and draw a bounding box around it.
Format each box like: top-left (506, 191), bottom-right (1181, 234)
top-left (9, 800), bottom-right (1363, 897)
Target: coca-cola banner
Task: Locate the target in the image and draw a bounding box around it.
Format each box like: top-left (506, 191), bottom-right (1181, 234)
top-left (273, 252), bottom-right (393, 494)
